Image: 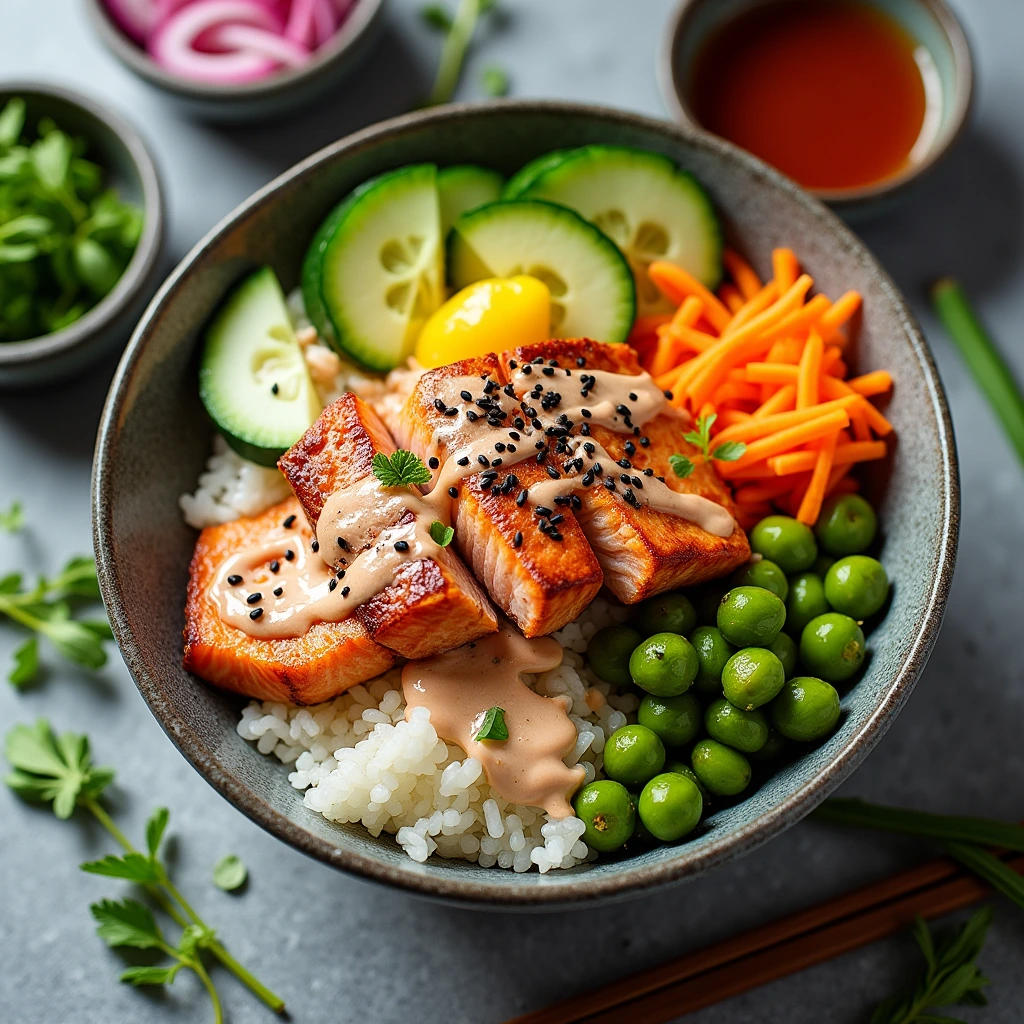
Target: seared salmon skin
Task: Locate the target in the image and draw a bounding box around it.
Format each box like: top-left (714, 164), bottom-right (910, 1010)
top-left (184, 498), bottom-right (395, 704)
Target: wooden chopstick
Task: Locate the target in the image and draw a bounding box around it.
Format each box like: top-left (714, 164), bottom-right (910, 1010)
top-left (507, 853), bottom-right (1024, 1024)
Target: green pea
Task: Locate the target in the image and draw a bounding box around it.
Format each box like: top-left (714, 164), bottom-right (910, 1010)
top-left (637, 692), bottom-right (702, 747)
top-left (717, 586), bottom-right (786, 648)
top-left (748, 727), bottom-right (787, 763)
top-left (704, 698), bottom-right (769, 753)
top-left (603, 724), bottom-right (666, 788)
top-left (785, 572), bottom-right (830, 636)
top-left (692, 581), bottom-right (730, 625)
top-left (689, 625), bottom-right (735, 696)
top-left (815, 494), bottom-right (877, 556)
top-left (629, 632), bottom-right (698, 696)
top-left (800, 613), bottom-right (866, 683)
top-left (691, 738), bottom-right (751, 797)
top-left (573, 780), bottom-right (635, 852)
top-left (638, 772), bottom-right (703, 842)
top-left (665, 760), bottom-right (709, 802)
top-left (721, 647), bottom-right (786, 709)
top-left (587, 625), bottom-right (643, 686)
top-left (750, 515), bottom-right (817, 573)
top-left (631, 592), bottom-right (697, 638)
top-left (769, 631), bottom-right (798, 678)
top-left (770, 676), bottom-right (841, 742)
top-left (731, 558), bottom-right (789, 600)
top-left (824, 556), bottom-right (889, 620)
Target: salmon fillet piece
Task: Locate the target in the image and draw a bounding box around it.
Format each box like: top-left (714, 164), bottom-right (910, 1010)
top-left (391, 354), bottom-right (605, 637)
top-left (503, 339), bottom-right (750, 602)
top-left (184, 498), bottom-right (395, 704)
top-left (278, 393), bottom-right (498, 658)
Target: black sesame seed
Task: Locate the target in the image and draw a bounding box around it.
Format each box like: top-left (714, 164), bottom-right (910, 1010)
top-left (629, 392), bottom-right (638, 402)
top-left (508, 474), bottom-right (520, 488)
top-left (513, 531), bottom-right (523, 548)
top-left (484, 380), bottom-right (499, 394)
top-left (337, 569), bottom-right (346, 579)
top-left (466, 410), bottom-right (479, 422)
top-left (576, 356), bottom-right (586, 367)
top-left (460, 390), bottom-right (473, 402)
top-left (433, 398), bottom-right (447, 413)
top-left (270, 560), bottom-right (280, 573)
top-left (644, 468), bottom-right (654, 477)
top-left (311, 540), bottom-right (319, 552)
top-left (516, 489), bottom-right (528, 507)
top-left (227, 574), bottom-right (243, 586)
top-left (594, 462), bottom-right (603, 475)
top-left (546, 465), bottom-right (560, 480)
top-left (509, 359), bottom-right (518, 369)
top-left (457, 456), bottom-right (470, 466)
top-left (514, 417), bottom-right (525, 430)
top-left (503, 383), bottom-right (517, 398)
top-left (494, 442), bottom-right (506, 452)
top-left (604, 479), bottom-right (616, 490)
top-left (444, 407), bottom-right (458, 417)
top-left (283, 515), bottom-right (297, 528)
top-left (508, 430), bottom-right (521, 440)
top-left (341, 586), bottom-right (350, 597)
top-left (477, 454), bottom-right (490, 467)
top-left (522, 364), bottom-right (532, 375)
top-left (550, 513), bottom-right (564, 525)
top-left (271, 383), bottom-right (279, 396)
top-left (581, 470), bottom-right (595, 487)
top-left (249, 608), bottom-right (263, 620)
top-left (492, 458), bottom-right (503, 467)
top-left (632, 476), bottom-right (643, 489)
top-left (616, 404), bottom-right (630, 416)
top-left (338, 537), bottom-right (349, 550)
top-left (448, 486), bottom-right (459, 498)
top-left (329, 578), bottom-right (337, 592)
top-left (542, 366), bottom-right (555, 376)
top-left (273, 587), bottom-right (283, 597)
top-left (532, 418), bottom-right (543, 430)
top-left (535, 505), bottom-right (553, 517)
top-left (581, 408), bottom-right (592, 418)
top-left (571, 495), bottom-right (582, 510)
top-left (624, 441), bottom-right (636, 456)
top-left (640, 436), bottom-right (650, 447)
top-left (246, 593), bottom-right (262, 605)
top-left (506, 444), bottom-right (516, 453)
top-left (428, 456), bottom-right (439, 469)
top-left (538, 519), bottom-right (551, 534)
top-left (580, 423), bottom-right (591, 436)
top-left (620, 473), bottom-right (632, 484)
top-left (393, 540), bottom-right (409, 553)
top-left (664, 391), bottom-right (674, 400)
top-left (535, 440), bottom-right (546, 450)
top-left (617, 458), bottom-right (632, 468)
top-left (284, 549), bottom-right (295, 561)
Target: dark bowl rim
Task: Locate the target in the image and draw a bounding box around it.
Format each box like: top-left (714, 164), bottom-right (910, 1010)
top-left (657, 0), bottom-right (974, 207)
top-left (92, 98), bottom-right (959, 908)
top-left (0, 80), bottom-right (164, 367)
top-left (84, 0), bottom-right (385, 103)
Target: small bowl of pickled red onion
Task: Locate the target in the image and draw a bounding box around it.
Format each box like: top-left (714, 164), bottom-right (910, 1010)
top-left (86, 0), bottom-right (385, 120)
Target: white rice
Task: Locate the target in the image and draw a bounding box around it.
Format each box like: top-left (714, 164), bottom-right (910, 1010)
top-left (236, 599), bottom-right (638, 872)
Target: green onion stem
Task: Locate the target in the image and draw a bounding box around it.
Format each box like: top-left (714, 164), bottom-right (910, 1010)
top-left (813, 798), bottom-right (1024, 852)
top-left (81, 796), bottom-right (286, 1014)
top-left (427, 0), bottom-right (481, 106)
top-left (946, 841), bottom-right (1024, 913)
top-left (931, 277), bottom-right (1024, 466)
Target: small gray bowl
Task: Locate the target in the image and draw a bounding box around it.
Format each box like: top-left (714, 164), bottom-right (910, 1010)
top-left (0, 82), bottom-right (163, 389)
top-left (93, 100), bottom-right (958, 908)
top-left (659, 0), bottom-right (973, 218)
top-left (85, 0), bottom-right (386, 122)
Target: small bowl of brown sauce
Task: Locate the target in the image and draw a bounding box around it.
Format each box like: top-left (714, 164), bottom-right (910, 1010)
top-left (660, 0), bottom-right (972, 217)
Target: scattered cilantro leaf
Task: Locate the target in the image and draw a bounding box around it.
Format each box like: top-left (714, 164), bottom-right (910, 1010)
top-left (0, 500), bottom-right (23, 532)
top-left (669, 453), bottom-right (695, 480)
top-left (120, 964), bottom-right (183, 987)
top-left (420, 3), bottom-right (453, 30)
top-left (429, 520), bottom-right (455, 547)
top-left (482, 66), bottom-right (509, 97)
top-left (146, 807), bottom-right (170, 859)
top-left (475, 706), bottom-right (508, 742)
top-left (871, 908), bottom-right (992, 1024)
top-left (8, 635), bottom-right (38, 687)
top-left (213, 854), bottom-right (248, 892)
top-left (710, 440), bottom-right (747, 462)
top-left (683, 412), bottom-right (717, 458)
top-left (81, 852), bottom-right (163, 884)
top-left (372, 450), bottom-right (432, 488)
top-left (91, 898), bottom-right (165, 950)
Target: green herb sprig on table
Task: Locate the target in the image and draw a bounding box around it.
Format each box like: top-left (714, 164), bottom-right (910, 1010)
top-left (4, 720), bottom-right (284, 1021)
top-left (670, 413), bottom-right (747, 479)
top-left (0, 98), bottom-right (143, 343)
top-left (871, 908), bottom-right (992, 1024)
top-left (421, 0), bottom-right (507, 105)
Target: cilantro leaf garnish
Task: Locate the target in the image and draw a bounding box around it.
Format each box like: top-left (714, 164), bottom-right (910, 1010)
top-left (669, 453), bottom-right (695, 480)
top-left (372, 450), bottom-right (432, 488)
top-left (429, 520), bottom-right (455, 547)
top-left (710, 440), bottom-right (747, 462)
top-left (475, 706), bottom-right (508, 742)
top-left (673, 415), bottom-right (746, 477)
top-left (683, 412), bottom-right (717, 456)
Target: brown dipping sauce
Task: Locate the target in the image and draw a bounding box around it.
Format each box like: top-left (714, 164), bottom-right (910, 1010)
top-left (688, 1), bottom-right (936, 191)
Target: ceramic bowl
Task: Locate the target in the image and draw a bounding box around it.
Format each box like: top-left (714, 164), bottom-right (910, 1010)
top-left (92, 100), bottom-right (958, 908)
top-left (84, 0), bottom-right (386, 122)
top-left (659, 0), bottom-right (973, 218)
top-left (0, 82), bottom-right (163, 388)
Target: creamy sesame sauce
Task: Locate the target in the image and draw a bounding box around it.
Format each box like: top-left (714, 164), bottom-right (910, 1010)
top-left (402, 626), bottom-right (584, 818)
top-left (210, 355), bottom-right (735, 639)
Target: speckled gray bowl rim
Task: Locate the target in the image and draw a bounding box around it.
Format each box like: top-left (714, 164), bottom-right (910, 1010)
top-left (84, 0), bottom-right (384, 103)
top-left (0, 80), bottom-right (164, 369)
top-left (657, 0), bottom-right (974, 208)
top-left (92, 100), bottom-right (959, 908)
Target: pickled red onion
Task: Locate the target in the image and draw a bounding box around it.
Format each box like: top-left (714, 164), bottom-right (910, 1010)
top-left (208, 23), bottom-right (310, 67)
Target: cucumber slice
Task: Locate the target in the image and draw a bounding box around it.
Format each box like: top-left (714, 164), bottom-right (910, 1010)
top-left (200, 267), bottom-right (322, 468)
top-left (503, 150), bottom-right (571, 198)
top-left (438, 165), bottom-right (504, 236)
top-left (303, 164), bottom-right (444, 372)
top-left (515, 145), bottom-right (723, 316)
top-left (447, 200), bottom-right (636, 343)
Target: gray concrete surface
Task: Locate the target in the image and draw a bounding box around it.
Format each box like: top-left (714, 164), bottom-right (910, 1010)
top-left (1, 1), bottom-right (1023, 1021)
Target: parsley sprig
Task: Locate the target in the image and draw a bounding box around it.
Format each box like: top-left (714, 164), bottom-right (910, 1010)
top-left (4, 720), bottom-right (284, 1018)
top-left (669, 413), bottom-right (746, 480)
top-left (371, 449), bottom-right (432, 488)
top-left (871, 909), bottom-right (992, 1024)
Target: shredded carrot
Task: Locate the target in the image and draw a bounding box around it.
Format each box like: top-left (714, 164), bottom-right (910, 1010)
top-left (716, 409), bottom-right (752, 428)
top-left (847, 370), bottom-right (893, 397)
top-left (796, 331), bottom-right (824, 409)
top-left (797, 430), bottom-right (838, 525)
top-left (752, 385), bottom-right (797, 419)
top-left (772, 248), bottom-right (800, 292)
top-left (649, 262), bottom-right (732, 332)
top-left (723, 249), bottom-right (762, 300)
top-left (766, 337), bottom-right (803, 364)
top-left (735, 478), bottom-right (799, 503)
top-left (819, 290), bottom-right (862, 339)
top-left (719, 283), bottom-right (745, 314)
top-left (724, 281), bottom-right (778, 334)
top-left (715, 394), bottom-right (861, 445)
top-left (721, 409), bottom-right (851, 473)
top-left (769, 441), bottom-right (887, 475)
